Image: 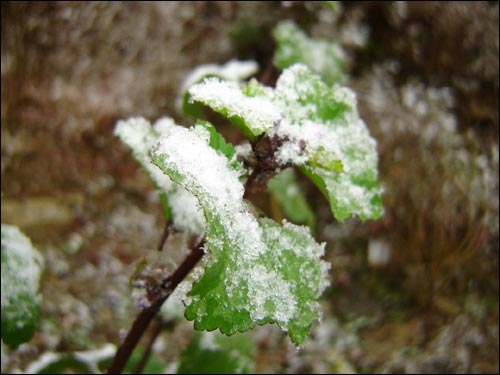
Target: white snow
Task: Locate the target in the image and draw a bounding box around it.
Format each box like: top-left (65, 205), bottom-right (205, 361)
top-left (1, 224), bottom-right (44, 333)
top-left (114, 117), bottom-right (206, 234)
top-left (152, 124), bottom-right (326, 329)
top-left (188, 77), bottom-right (280, 135)
top-left (180, 60), bottom-right (258, 98)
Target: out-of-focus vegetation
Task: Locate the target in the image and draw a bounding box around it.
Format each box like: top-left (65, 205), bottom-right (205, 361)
top-left (1, 2), bottom-right (498, 373)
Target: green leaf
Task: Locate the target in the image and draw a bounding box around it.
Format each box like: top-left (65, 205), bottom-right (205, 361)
top-left (179, 60), bottom-right (258, 119)
top-left (271, 65), bottom-right (383, 221)
top-left (188, 64), bottom-right (383, 222)
top-left (177, 331), bottom-right (255, 374)
top-left (1, 224), bottom-right (44, 348)
top-left (188, 78), bottom-right (279, 141)
top-left (152, 124), bottom-right (329, 345)
top-left (273, 21), bottom-right (346, 85)
top-left (114, 117), bottom-right (206, 234)
top-left (194, 120), bottom-right (245, 177)
top-left (267, 168), bottom-right (316, 232)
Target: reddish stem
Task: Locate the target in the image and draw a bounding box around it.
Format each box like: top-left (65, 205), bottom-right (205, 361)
top-left (107, 241), bottom-right (204, 374)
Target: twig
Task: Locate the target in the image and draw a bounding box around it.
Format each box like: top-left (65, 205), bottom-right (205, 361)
top-left (133, 318), bottom-right (164, 374)
top-left (157, 223), bottom-right (171, 252)
top-left (107, 240), bottom-right (204, 374)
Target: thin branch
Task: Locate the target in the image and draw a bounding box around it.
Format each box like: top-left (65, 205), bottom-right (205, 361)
top-left (157, 223), bottom-right (171, 252)
top-left (133, 318), bottom-right (164, 374)
top-left (107, 241), bottom-right (204, 374)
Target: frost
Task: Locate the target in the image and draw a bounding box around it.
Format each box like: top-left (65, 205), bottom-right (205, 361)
top-left (114, 117), bottom-right (205, 234)
top-left (1, 224), bottom-right (44, 348)
top-left (152, 123), bottom-right (329, 345)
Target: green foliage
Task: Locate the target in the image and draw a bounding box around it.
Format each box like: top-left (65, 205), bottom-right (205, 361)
top-left (188, 77), bottom-right (278, 141)
top-left (177, 331), bottom-right (255, 374)
top-left (1, 224), bottom-right (44, 348)
top-left (273, 21), bottom-right (346, 85)
top-left (152, 122), bottom-right (329, 345)
top-left (116, 53), bottom-right (382, 347)
top-left (189, 64), bottom-right (383, 221)
top-left (179, 60), bottom-right (258, 119)
top-left (267, 168), bottom-right (316, 232)
top-left (195, 120), bottom-right (246, 178)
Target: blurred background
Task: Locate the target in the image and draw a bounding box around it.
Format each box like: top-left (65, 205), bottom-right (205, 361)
top-left (1, 1), bottom-right (498, 373)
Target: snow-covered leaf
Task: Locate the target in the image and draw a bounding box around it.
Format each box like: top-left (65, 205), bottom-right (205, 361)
top-left (177, 331), bottom-right (254, 374)
top-left (267, 168), bottom-right (316, 232)
top-left (189, 64), bottom-right (383, 221)
top-left (272, 64), bottom-right (383, 221)
top-left (188, 78), bottom-right (279, 141)
top-left (179, 60), bottom-right (258, 119)
top-left (114, 117), bottom-right (205, 234)
top-left (152, 123), bottom-right (329, 345)
top-left (273, 21), bottom-right (346, 85)
top-left (194, 120), bottom-right (246, 177)
top-left (1, 224), bottom-right (44, 348)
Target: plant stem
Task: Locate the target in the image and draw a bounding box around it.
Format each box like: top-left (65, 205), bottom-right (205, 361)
top-left (243, 164), bottom-right (261, 199)
top-left (157, 223), bottom-right (171, 251)
top-left (107, 240), bottom-right (204, 374)
top-left (133, 318), bottom-right (164, 374)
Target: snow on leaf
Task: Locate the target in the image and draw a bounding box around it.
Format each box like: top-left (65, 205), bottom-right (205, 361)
top-left (180, 60), bottom-right (259, 120)
top-left (273, 21), bottom-right (346, 85)
top-left (188, 78), bottom-right (279, 140)
top-left (187, 63), bottom-right (383, 222)
top-left (194, 120), bottom-right (246, 178)
top-left (271, 64), bottom-right (383, 221)
top-left (114, 117), bottom-right (205, 234)
top-left (151, 123), bottom-right (328, 345)
top-left (1, 224), bottom-right (44, 348)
